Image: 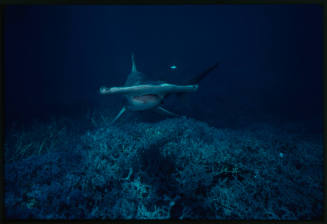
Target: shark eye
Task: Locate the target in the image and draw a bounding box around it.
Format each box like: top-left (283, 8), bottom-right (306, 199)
top-left (99, 87), bottom-right (107, 94)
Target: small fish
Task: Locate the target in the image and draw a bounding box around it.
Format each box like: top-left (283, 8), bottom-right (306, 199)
top-left (169, 65), bottom-right (177, 70)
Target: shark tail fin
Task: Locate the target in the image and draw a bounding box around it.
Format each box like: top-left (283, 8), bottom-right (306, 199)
top-left (175, 61), bottom-right (220, 99)
top-left (131, 52), bottom-right (137, 73)
top-left (186, 61), bottom-right (219, 85)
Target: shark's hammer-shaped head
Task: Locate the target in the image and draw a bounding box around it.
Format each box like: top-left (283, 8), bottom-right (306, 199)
top-left (100, 54), bottom-right (199, 112)
top-left (100, 83), bottom-right (198, 111)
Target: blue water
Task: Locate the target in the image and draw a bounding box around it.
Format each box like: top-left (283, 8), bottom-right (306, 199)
top-left (4, 5), bottom-right (323, 220)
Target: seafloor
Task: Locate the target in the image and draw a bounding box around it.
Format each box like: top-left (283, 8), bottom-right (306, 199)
top-left (4, 111), bottom-right (323, 220)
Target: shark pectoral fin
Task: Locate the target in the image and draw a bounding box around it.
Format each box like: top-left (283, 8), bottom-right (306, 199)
top-left (155, 106), bottom-right (179, 117)
top-left (112, 106), bottom-right (126, 124)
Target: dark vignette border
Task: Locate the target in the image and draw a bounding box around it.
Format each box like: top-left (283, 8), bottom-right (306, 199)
top-left (0, 1), bottom-right (325, 224)
top-left (0, 5), bottom-right (4, 224)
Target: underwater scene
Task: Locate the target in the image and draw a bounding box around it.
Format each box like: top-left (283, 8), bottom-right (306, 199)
top-left (4, 5), bottom-right (323, 220)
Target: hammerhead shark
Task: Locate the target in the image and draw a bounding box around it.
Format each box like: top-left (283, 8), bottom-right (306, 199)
top-left (99, 53), bottom-right (219, 123)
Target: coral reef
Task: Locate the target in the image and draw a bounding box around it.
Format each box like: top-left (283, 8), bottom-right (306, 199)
top-left (4, 116), bottom-right (323, 219)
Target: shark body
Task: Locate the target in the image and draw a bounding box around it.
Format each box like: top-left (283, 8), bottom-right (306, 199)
top-left (100, 53), bottom-right (218, 123)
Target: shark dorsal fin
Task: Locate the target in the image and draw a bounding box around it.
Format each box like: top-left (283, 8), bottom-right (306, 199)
top-left (131, 53), bottom-right (137, 73)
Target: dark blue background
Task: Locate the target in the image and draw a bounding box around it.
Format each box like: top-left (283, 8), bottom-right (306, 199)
top-left (4, 5), bottom-right (323, 129)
